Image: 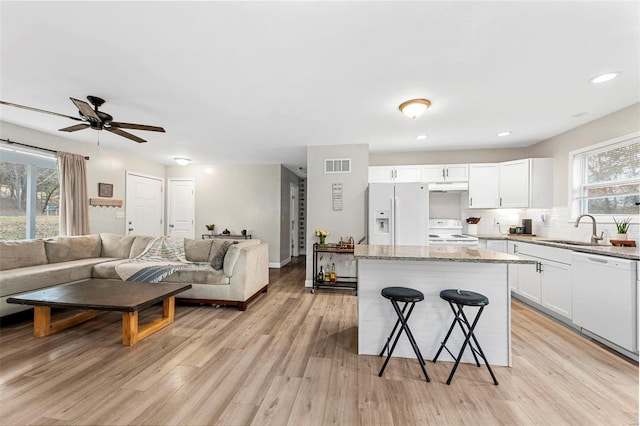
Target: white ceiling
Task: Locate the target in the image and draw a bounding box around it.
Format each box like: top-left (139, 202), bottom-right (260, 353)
top-left (1, 2), bottom-right (639, 172)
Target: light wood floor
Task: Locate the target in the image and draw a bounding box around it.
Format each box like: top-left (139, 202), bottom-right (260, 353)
top-left (0, 257), bottom-right (637, 425)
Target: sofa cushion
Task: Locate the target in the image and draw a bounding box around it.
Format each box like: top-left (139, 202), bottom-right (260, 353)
top-left (162, 265), bottom-right (229, 285)
top-left (100, 233), bottom-right (136, 258)
top-left (185, 238), bottom-right (214, 262)
top-left (210, 241), bottom-right (237, 270)
top-left (130, 236), bottom-right (156, 258)
top-left (92, 259), bottom-right (131, 279)
top-left (0, 258), bottom-right (111, 297)
top-left (45, 235), bottom-right (102, 264)
top-left (223, 245), bottom-right (242, 277)
top-left (0, 239), bottom-right (47, 271)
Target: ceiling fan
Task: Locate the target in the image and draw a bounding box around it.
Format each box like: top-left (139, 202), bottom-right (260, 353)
top-left (0, 95), bottom-right (165, 143)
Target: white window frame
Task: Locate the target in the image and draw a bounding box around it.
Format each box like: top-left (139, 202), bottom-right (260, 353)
top-left (568, 131), bottom-right (640, 224)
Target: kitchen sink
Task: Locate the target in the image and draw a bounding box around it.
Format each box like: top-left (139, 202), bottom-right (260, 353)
top-left (542, 239), bottom-right (602, 246)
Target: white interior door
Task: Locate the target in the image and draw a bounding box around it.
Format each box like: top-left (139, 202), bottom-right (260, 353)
top-left (168, 178), bottom-right (195, 239)
top-left (125, 172), bottom-right (164, 236)
top-left (290, 183), bottom-right (299, 257)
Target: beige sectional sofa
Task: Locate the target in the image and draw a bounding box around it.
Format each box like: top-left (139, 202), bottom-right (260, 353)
top-left (0, 233), bottom-right (269, 317)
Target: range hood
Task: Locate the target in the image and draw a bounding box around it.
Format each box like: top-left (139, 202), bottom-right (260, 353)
top-left (428, 182), bottom-right (469, 192)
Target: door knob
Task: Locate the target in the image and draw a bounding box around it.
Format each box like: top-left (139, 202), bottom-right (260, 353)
top-left (128, 228), bottom-right (134, 232)
top-left (169, 224), bottom-right (174, 228)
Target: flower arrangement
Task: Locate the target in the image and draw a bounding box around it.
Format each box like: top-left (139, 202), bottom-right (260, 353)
top-left (315, 228), bottom-right (329, 246)
top-left (315, 228), bottom-right (329, 237)
top-left (205, 224), bottom-right (215, 232)
top-left (613, 217), bottom-right (632, 235)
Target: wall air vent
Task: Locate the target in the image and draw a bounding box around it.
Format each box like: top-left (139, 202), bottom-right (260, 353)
top-left (324, 158), bottom-right (351, 174)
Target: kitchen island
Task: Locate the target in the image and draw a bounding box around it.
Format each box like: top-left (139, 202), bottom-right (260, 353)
top-left (355, 244), bottom-right (535, 367)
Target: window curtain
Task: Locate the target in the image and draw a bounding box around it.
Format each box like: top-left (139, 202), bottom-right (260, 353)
top-left (57, 152), bottom-right (89, 236)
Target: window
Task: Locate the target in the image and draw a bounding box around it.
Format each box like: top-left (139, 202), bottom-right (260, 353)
top-left (0, 147), bottom-right (59, 240)
top-left (570, 132), bottom-right (640, 221)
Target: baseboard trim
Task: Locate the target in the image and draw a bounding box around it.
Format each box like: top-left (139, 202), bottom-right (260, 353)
top-left (269, 257), bottom-right (291, 269)
top-left (305, 279), bottom-right (313, 288)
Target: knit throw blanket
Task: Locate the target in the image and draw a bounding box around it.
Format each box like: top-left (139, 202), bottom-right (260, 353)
top-left (116, 236), bottom-right (208, 283)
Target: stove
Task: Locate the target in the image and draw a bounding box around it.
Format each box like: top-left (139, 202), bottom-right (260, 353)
top-left (428, 219), bottom-right (478, 246)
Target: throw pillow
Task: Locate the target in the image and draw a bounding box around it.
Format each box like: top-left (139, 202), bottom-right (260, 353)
top-left (211, 241), bottom-right (237, 270)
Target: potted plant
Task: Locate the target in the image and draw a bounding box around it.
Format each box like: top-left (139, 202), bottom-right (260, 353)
top-left (613, 217), bottom-right (631, 240)
top-left (205, 224), bottom-right (215, 235)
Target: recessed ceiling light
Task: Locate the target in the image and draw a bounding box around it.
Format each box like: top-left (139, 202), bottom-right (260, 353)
top-left (497, 131), bottom-right (511, 137)
top-left (589, 72), bottom-right (620, 84)
top-left (416, 135), bottom-right (428, 140)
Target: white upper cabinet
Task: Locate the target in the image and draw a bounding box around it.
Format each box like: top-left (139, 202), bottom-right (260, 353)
top-left (371, 159), bottom-right (552, 207)
top-left (421, 164), bottom-right (468, 182)
top-left (368, 165), bottom-right (421, 183)
top-left (468, 163), bottom-right (499, 208)
top-left (368, 166), bottom-right (395, 183)
top-left (468, 158), bottom-right (553, 209)
top-left (499, 159), bottom-right (530, 207)
top-left (499, 158), bottom-right (553, 208)
top-left (394, 165), bottom-right (422, 183)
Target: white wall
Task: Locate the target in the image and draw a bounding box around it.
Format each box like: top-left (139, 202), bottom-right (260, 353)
top-left (166, 163), bottom-right (282, 265)
top-left (0, 121), bottom-right (165, 234)
top-left (525, 102), bottom-right (640, 205)
top-left (306, 144), bottom-right (369, 283)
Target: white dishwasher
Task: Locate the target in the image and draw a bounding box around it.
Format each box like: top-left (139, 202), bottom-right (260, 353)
top-left (571, 252), bottom-right (638, 353)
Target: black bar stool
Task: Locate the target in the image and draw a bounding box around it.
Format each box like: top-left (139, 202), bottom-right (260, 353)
top-left (432, 289), bottom-right (498, 385)
top-left (378, 286), bottom-right (430, 382)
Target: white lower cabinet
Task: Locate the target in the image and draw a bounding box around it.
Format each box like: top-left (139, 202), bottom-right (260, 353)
top-left (510, 242), bottom-right (571, 319)
top-left (507, 240), bottom-right (637, 358)
top-left (540, 259), bottom-right (571, 318)
top-left (517, 255), bottom-right (541, 303)
top-left (486, 240), bottom-right (507, 252)
top-left (481, 239), bottom-right (519, 293)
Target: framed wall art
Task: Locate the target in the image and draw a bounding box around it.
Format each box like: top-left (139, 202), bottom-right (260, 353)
top-left (98, 182), bottom-right (113, 198)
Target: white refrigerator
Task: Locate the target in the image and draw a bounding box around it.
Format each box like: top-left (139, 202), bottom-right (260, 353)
top-left (368, 183), bottom-right (429, 246)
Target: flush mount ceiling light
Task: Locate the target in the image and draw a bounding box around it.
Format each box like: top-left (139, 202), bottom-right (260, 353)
top-left (416, 135), bottom-right (428, 140)
top-left (398, 98), bottom-right (431, 119)
top-left (174, 157), bottom-right (191, 166)
top-left (589, 72), bottom-right (620, 84)
top-left (497, 131), bottom-right (512, 137)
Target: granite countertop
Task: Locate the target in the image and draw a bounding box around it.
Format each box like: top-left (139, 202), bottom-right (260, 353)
top-left (476, 234), bottom-right (640, 261)
top-left (354, 244), bottom-right (535, 264)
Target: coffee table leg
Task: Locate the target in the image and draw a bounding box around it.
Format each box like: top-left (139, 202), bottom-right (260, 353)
top-left (121, 296), bottom-right (176, 346)
top-left (34, 306), bottom-right (51, 337)
top-left (34, 306), bottom-right (97, 337)
top-left (163, 295), bottom-right (175, 322)
top-left (122, 311), bottom-right (139, 346)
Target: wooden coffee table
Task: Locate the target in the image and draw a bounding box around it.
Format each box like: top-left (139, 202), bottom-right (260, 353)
top-left (7, 279), bottom-right (191, 346)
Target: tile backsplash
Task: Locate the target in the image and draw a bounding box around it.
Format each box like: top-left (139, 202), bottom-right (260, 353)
top-left (463, 206), bottom-right (640, 243)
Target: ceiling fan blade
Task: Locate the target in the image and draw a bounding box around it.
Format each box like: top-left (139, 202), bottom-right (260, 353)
top-left (59, 123), bottom-right (90, 132)
top-left (0, 100), bottom-right (83, 121)
top-left (105, 127), bottom-right (147, 143)
top-left (109, 122), bottom-right (165, 132)
top-left (70, 98), bottom-right (101, 121)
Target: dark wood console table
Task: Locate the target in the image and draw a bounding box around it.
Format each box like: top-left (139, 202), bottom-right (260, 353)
top-left (202, 234), bottom-right (252, 240)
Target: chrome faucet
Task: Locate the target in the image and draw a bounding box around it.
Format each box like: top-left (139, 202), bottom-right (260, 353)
top-left (574, 214), bottom-right (604, 244)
